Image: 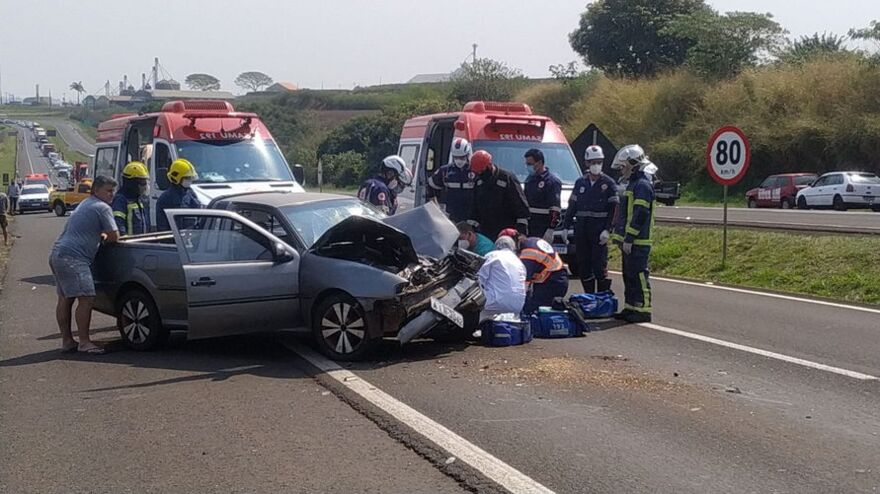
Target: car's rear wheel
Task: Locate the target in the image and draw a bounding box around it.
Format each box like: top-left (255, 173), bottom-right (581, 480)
top-left (53, 202), bottom-right (66, 217)
top-left (781, 197), bottom-right (793, 209)
top-left (117, 289), bottom-right (168, 351)
top-left (748, 198), bottom-right (757, 209)
top-left (833, 195), bottom-right (847, 211)
top-left (797, 196), bottom-right (809, 210)
top-left (313, 293), bottom-right (377, 361)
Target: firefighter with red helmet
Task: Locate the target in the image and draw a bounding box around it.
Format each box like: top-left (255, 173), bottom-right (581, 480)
top-left (467, 150), bottom-right (530, 240)
top-left (426, 137), bottom-right (476, 223)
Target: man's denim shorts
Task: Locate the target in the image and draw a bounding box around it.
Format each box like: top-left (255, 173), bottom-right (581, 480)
top-left (49, 254), bottom-right (96, 298)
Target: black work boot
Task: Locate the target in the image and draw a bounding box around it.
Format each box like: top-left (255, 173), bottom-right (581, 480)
top-left (580, 278), bottom-right (596, 294)
top-left (624, 311), bottom-right (652, 323)
top-left (597, 278), bottom-right (613, 294)
top-left (613, 309), bottom-right (634, 320)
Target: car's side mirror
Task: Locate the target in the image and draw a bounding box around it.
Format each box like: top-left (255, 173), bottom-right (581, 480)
top-left (292, 164), bottom-right (305, 185)
top-left (273, 242), bottom-right (296, 263)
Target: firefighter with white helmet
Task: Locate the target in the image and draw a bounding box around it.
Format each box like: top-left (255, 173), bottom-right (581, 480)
top-left (610, 144), bottom-right (656, 322)
top-left (358, 155), bottom-right (412, 215)
top-left (426, 137), bottom-right (476, 223)
top-left (156, 158), bottom-right (201, 231)
top-left (562, 145), bottom-right (619, 293)
top-left (111, 161), bottom-right (151, 236)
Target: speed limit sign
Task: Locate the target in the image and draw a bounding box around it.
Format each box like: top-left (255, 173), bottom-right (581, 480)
top-left (706, 126), bottom-right (750, 186)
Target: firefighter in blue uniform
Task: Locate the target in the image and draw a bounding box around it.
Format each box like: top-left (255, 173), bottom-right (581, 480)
top-left (358, 155), bottom-right (412, 215)
top-left (523, 149), bottom-right (562, 242)
top-left (610, 145), bottom-right (656, 323)
top-left (426, 137), bottom-right (475, 223)
top-left (156, 159), bottom-right (201, 231)
top-left (111, 161), bottom-right (151, 236)
top-left (563, 145), bottom-right (619, 293)
top-left (468, 150), bottom-right (530, 240)
top-left (500, 229), bottom-right (569, 315)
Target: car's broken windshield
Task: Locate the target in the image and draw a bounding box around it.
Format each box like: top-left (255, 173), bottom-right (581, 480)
top-left (281, 199), bottom-right (385, 248)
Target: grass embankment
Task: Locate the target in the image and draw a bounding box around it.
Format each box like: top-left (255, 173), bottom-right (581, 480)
top-left (608, 226), bottom-right (880, 305)
top-left (0, 127), bottom-right (17, 184)
top-left (44, 125), bottom-right (89, 163)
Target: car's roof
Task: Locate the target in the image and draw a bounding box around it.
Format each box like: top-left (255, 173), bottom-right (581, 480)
top-left (771, 173), bottom-right (817, 177)
top-left (224, 191), bottom-right (356, 208)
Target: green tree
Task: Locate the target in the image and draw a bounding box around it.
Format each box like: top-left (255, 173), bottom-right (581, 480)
top-left (665, 10), bottom-right (786, 78)
top-left (321, 151), bottom-right (367, 187)
top-left (449, 58), bottom-right (526, 102)
top-left (849, 20), bottom-right (880, 44)
top-left (234, 71), bottom-right (273, 93)
top-left (185, 73), bottom-right (221, 91)
top-left (569, 0), bottom-right (709, 77)
top-left (69, 81), bottom-right (85, 105)
top-left (778, 33), bottom-right (849, 64)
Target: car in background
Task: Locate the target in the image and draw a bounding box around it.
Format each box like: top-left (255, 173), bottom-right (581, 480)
top-left (796, 171), bottom-right (880, 211)
top-left (50, 179), bottom-right (91, 216)
top-left (746, 173), bottom-right (818, 209)
top-left (17, 184), bottom-right (51, 213)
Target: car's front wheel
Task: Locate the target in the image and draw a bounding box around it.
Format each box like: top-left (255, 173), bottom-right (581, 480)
top-left (117, 289), bottom-right (168, 351)
top-left (833, 195), bottom-right (847, 211)
top-left (781, 197), bottom-right (793, 209)
top-left (53, 202), bottom-right (66, 217)
top-left (313, 293), bottom-right (378, 361)
top-left (797, 196), bottom-right (809, 210)
top-left (748, 198), bottom-right (757, 209)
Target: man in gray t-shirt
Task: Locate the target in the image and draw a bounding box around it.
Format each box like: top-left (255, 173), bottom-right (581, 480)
top-left (49, 175), bottom-right (120, 355)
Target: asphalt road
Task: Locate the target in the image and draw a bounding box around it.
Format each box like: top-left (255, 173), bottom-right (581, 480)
top-left (42, 117), bottom-right (96, 156)
top-left (2, 191), bottom-right (878, 490)
top-left (655, 205), bottom-right (880, 234)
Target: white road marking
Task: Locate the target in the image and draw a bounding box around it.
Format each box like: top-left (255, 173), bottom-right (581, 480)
top-left (286, 341), bottom-right (555, 494)
top-left (639, 322), bottom-right (878, 381)
top-left (608, 271), bottom-right (880, 316)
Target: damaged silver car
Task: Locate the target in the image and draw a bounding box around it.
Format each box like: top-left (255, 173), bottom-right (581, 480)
top-left (93, 193), bottom-right (484, 360)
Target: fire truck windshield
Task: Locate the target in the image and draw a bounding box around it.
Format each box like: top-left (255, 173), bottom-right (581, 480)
top-left (175, 139), bottom-right (294, 184)
top-left (473, 141), bottom-right (582, 185)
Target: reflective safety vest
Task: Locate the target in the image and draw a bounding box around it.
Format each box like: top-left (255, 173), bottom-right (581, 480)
top-left (611, 172), bottom-right (655, 246)
top-left (519, 237), bottom-right (565, 285)
top-left (111, 193), bottom-right (149, 236)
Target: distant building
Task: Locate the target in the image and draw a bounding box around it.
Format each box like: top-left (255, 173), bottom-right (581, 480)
top-left (22, 97), bottom-right (52, 106)
top-left (83, 95), bottom-right (97, 108)
top-left (265, 82), bottom-right (298, 92)
top-left (147, 89), bottom-right (236, 101)
top-left (406, 73), bottom-right (454, 84)
top-left (155, 79), bottom-right (181, 90)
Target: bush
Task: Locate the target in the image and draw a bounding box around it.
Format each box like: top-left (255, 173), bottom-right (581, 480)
top-left (320, 151), bottom-right (367, 188)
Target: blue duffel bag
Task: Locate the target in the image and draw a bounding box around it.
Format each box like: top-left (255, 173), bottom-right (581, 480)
top-left (529, 308), bottom-right (583, 339)
top-left (569, 292), bottom-right (618, 319)
top-left (481, 319), bottom-right (532, 347)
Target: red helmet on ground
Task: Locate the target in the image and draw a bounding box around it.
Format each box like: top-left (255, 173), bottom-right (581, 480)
top-left (497, 228), bottom-right (519, 240)
top-left (470, 150), bottom-right (493, 174)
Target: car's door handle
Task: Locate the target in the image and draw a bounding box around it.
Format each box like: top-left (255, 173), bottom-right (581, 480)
top-left (191, 277), bottom-right (216, 287)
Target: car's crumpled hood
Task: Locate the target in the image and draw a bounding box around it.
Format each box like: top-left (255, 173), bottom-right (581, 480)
top-left (310, 215), bottom-right (420, 271)
top-left (382, 202), bottom-right (458, 259)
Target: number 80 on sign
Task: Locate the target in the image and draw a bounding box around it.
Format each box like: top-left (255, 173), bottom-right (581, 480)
top-left (706, 126), bottom-right (750, 186)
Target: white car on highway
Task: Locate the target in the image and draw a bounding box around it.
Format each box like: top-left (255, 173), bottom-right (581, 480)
top-left (17, 184), bottom-right (51, 213)
top-left (796, 171), bottom-right (880, 211)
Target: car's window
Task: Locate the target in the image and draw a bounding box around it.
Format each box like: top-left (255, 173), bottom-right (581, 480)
top-left (77, 183), bottom-right (91, 194)
top-left (154, 142), bottom-right (172, 191)
top-left (760, 177), bottom-right (775, 188)
top-left (848, 173), bottom-right (880, 184)
top-left (830, 174), bottom-right (845, 185)
top-left (22, 185), bottom-right (48, 194)
top-left (280, 198), bottom-right (385, 248)
top-left (233, 207), bottom-right (292, 247)
top-left (175, 215), bottom-right (273, 264)
top-left (794, 176), bottom-right (817, 186)
top-left (398, 144), bottom-right (420, 176)
top-left (473, 140), bottom-right (583, 184)
top-left (813, 176), bottom-right (829, 187)
top-left (94, 147), bottom-right (117, 179)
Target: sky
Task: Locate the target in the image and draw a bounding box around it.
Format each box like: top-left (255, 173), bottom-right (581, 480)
top-left (1, 0), bottom-right (878, 101)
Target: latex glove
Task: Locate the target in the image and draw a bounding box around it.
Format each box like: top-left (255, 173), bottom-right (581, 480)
top-left (622, 241), bottom-right (633, 255)
top-left (542, 228), bottom-right (555, 243)
top-left (599, 230), bottom-right (610, 245)
top-left (563, 232), bottom-right (570, 245)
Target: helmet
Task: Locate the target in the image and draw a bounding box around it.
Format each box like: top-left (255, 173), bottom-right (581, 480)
top-left (122, 161), bottom-right (149, 179)
top-left (470, 150), bottom-right (493, 174)
top-left (495, 236), bottom-right (517, 252)
top-left (611, 144), bottom-right (649, 170)
top-left (167, 158), bottom-right (198, 185)
top-left (642, 162), bottom-right (659, 176)
top-left (584, 145), bottom-right (604, 161)
top-left (381, 155), bottom-right (413, 186)
top-left (497, 228), bottom-right (519, 240)
top-left (450, 138), bottom-right (472, 159)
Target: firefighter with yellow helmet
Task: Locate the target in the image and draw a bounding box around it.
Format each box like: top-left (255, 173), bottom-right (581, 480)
top-left (111, 161), bottom-right (151, 236)
top-left (156, 158), bottom-right (200, 231)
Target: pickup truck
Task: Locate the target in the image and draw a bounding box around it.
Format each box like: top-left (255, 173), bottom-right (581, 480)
top-left (49, 179), bottom-right (92, 216)
top-left (93, 193), bottom-right (484, 361)
top-left (654, 177), bottom-right (681, 206)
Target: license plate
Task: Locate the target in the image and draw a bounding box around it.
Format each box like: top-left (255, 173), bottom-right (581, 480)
top-left (554, 244), bottom-right (568, 254)
top-left (430, 298), bottom-right (464, 328)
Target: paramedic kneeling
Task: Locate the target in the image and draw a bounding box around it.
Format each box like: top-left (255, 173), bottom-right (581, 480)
top-left (476, 236), bottom-right (527, 322)
top-left (501, 231), bottom-right (568, 314)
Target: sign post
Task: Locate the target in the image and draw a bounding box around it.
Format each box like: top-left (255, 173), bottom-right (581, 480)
top-left (706, 126), bottom-right (751, 267)
top-left (317, 159), bottom-right (323, 193)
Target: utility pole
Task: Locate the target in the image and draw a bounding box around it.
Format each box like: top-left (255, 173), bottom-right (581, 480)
top-left (472, 43), bottom-right (478, 62)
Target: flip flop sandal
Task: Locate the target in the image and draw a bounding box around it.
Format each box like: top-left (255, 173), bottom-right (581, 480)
top-left (78, 346), bottom-right (106, 355)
